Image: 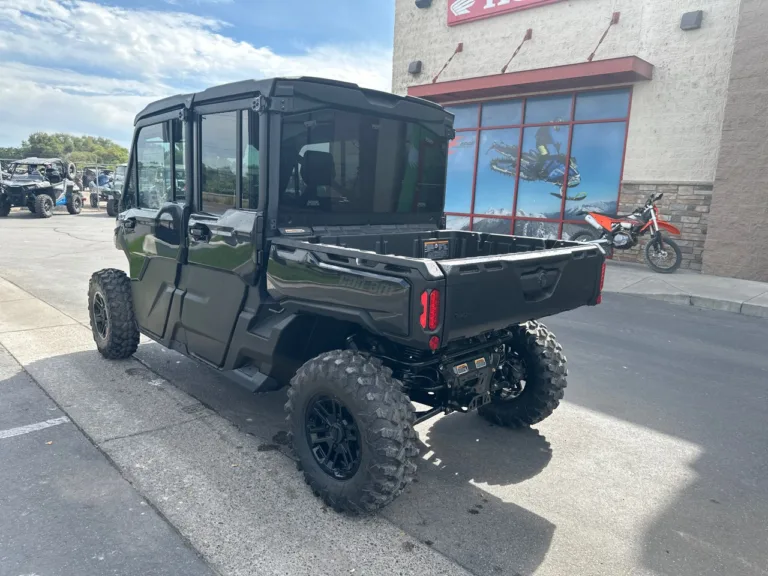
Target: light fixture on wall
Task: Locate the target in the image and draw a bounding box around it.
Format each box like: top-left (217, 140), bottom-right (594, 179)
top-left (415, 0), bottom-right (432, 8)
top-left (408, 61), bottom-right (423, 75)
top-left (681, 10), bottom-right (703, 30)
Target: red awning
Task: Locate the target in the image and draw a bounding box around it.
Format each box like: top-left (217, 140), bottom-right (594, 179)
top-left (407, 56), bottom-right (653, 103)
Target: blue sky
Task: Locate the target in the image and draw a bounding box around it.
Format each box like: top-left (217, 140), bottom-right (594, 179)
top-left (0, 0), bottom-right (395, 148)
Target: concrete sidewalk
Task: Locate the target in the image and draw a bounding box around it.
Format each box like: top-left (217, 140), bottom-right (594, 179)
top-left (603, 261), bottom-right (768, 318)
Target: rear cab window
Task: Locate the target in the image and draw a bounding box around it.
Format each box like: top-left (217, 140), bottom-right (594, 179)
top-left (278, 109), bottom-right (447, 220)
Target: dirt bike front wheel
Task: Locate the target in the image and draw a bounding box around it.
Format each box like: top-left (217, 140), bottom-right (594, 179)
top-left (645, 236), bottom-right (682, 273)
top-left (570, 230), bottom-right (598, 243)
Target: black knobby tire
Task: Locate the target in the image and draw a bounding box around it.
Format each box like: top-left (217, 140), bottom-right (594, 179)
top-left (106, 198), bottom-right (118, 217)
top-left (570, 230), bottom-right (598, 243)
top-left (0, 198), bottom-right (10, 217)
top-left (35, 194), bottom-right (53, 218)
top-left (478, 321), bottom-right (567, 428)
top-left (285, 350), bottom-right (418, 514)
top-left (88, 269), bottom-right (139, 360)
top-left (66, 192), bottom-right (83, 215)
top-left (645, 236), bottom-right (682, 274)
top-left (90, 192), bottom-right (99, 208)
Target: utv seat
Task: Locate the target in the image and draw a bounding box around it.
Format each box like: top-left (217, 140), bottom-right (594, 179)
top-left (299, 150), bottom-right (335, 211)
top-left (46, 169), bottom-right (62, 184)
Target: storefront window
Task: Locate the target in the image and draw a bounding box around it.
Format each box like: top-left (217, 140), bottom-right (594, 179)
top-left (446, 104), bottom-right (479, 129)
top-left (445, 133), bottom-right (476, 213)
top-left (564, 122), bottom-right (626, 217)
top-left (524, 95), bottom-right (572, 124)
top-left (474, 128), bottom-right (519, 214)
top-left (473, 217), bottom-right (512, 235)
top-left (515, 219), bottom-right (560, 239)
top-left (575, 89), bottom-right (630, 121)
top-left (481, 99), bottom-right (522, 127)
top-left (443, 88), bottom-right (631, 240)
top-left (445, 214), bottom-right (470, 231)
top-left (515, 125), bottom-right (572, 218)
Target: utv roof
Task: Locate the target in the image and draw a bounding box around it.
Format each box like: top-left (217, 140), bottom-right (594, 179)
top-left (134, 76), bottom-right (449, 127)
top-left (13, 157), bottom-right (64, 164)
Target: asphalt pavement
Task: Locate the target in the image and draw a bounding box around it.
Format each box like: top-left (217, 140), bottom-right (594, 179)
top-left (0, 340), bottom-right (213, 576)
top-left (1, 208), bottom-right (767, 576)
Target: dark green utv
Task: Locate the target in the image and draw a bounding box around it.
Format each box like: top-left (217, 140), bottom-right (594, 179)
top-left (88, 77), bottom-right (606, 514)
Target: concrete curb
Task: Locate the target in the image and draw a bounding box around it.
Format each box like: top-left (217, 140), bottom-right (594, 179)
top-left (604, 289), bottom-right (768, 318)
top-left (602, 261), bottom-right (768, 319)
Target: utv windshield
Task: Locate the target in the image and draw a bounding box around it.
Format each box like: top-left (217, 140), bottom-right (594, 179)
top-left (278, 109), bottom-right (447, 223)
top-left (8, 164), bottom-right (45, 181)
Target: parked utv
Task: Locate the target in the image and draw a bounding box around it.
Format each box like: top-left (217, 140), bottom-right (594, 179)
top-left (88, 77), bottom-right (607, 514)
top-left (105, 163), bottom-right (127, 217)
top-left (0, 157), bottom-right (83, 218)
top-left (85, 167), bottom-right (114, 209)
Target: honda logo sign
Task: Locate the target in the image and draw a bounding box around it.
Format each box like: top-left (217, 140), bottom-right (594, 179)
top-left (448, 0), bottom-right (564, 26)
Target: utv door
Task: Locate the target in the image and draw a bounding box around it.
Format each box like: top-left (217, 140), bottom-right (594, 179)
top-left (119, 115), bottom-right (186, 339)
top-left (178, 105), bottom-right (263, 366)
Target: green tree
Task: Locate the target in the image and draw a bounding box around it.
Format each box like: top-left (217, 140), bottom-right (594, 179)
top-left (2, 132), bottom-right (129, 164)
top-left (0, 145), bottom-right (24, 159)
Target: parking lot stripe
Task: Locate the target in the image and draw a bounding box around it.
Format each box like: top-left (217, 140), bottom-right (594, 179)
top-left (0, 416), bottom-right (70, 440)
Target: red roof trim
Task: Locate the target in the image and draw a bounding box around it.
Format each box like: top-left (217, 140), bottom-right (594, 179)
top-left (407, 56), bottom-right (653, 103)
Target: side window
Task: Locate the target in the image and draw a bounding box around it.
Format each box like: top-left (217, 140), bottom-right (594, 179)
top-left (123, 159), bottom-right (137, 209)
top-left (241, 110), bottom-right (259, 210)
top-left (172, 118), bottom-right (186, 200)
top-left (201, 111), bottom-right (237, 215)
top-left (136, 122), bottom-right (172, 209)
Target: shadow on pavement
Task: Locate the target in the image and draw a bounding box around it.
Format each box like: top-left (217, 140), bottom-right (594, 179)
top-left (132, 341), bottom-right (556, 576)
top-left (550, 295), bottom-right (768, 576)
top-left (420, 413), bottom-right (552, 486)
top-left (382, 414), bottom-right (555, 576)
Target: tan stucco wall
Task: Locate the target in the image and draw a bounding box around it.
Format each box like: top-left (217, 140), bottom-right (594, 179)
top-left (394, 0), bottom-right (741, 183)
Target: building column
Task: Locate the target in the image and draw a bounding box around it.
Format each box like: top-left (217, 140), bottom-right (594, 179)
top-left (703, 0), bottom-right (768, 281)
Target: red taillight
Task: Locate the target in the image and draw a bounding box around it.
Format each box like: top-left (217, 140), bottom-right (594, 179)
top-left (419, 289), bottom-right (441, 331)
top-left (428, 289), bottom-right (440, 330)
top-left (596, 262), bottom-right (607, 304)
top-left (429, 336), bottom-right (440, 351)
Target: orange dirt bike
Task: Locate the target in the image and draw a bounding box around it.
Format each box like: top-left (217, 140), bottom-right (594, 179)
top-left (572, 193), bottom-right (683, 273)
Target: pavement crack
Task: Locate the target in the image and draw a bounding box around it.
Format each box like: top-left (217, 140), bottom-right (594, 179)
top-left (744, 290), bottom-right (768, 304)
top-left (100, 414), bottom-right (211, 445)
top-left (53, 227), bottom-right (111, 243)
top-left (614, 277), bottom-right (648, 292)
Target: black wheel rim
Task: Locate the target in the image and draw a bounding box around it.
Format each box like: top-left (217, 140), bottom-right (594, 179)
top-left (648, 244), bottom-right (677, 269)
top-left (304, 394), bottom-right (361, 480)
top-left (92, 293), bottom-right (109, 339)
top-left (43, 197), bottom-right (52, 213)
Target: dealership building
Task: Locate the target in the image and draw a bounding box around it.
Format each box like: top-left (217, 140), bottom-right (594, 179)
top-left (393, 0), bottom-right (768, 280)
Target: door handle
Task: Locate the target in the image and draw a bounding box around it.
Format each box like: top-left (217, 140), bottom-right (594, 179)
top-left (189, 222), bottom-right (211, 243)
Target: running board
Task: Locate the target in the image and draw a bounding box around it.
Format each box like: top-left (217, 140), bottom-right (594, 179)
top-left (225, 364), bottom-right (281, 394)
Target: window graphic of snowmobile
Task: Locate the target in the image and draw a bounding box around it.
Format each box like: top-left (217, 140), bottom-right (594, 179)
top-left (487, 126), bottom-right (586, 201)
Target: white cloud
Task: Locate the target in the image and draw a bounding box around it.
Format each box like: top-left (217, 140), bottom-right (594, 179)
top-left (0, 0), bottom-right (392, 147)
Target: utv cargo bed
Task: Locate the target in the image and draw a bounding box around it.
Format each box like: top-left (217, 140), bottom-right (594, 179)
top-left (267, 229), bottom-right (605, 347)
